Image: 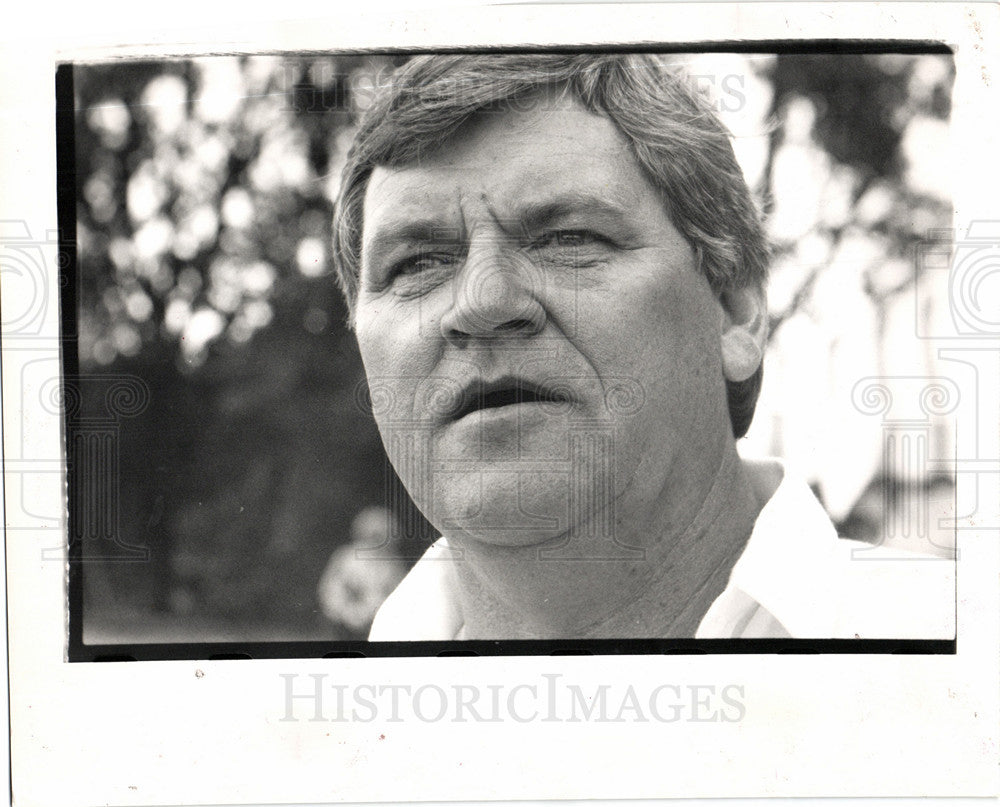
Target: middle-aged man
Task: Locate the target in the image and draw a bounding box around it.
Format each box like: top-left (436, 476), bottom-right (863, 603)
top-left (331, 53), bottom-right (954, 641)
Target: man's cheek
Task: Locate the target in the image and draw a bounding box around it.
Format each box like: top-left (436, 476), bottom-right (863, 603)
top-left (356, 314), bottom-right (405, 374)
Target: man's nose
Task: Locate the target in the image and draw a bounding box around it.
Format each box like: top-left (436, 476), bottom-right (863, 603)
top-left (439, 238), bottom-right (545, 344)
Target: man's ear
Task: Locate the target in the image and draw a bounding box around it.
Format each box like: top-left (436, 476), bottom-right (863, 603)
top-left (719, 284), bottom-right (768, 383)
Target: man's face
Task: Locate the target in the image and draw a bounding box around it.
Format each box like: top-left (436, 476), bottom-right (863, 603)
top-left (354, 92), bottom-right (734, 549)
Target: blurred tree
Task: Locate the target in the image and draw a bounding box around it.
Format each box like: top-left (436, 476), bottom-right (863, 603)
top-left (75, 56), bottom-right (426, 637)
top-left (748, 53), bottom-right (955, 532)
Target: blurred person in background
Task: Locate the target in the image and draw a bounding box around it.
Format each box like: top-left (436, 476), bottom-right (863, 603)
top-left (331, 54), bottom-right (954, 641)
top-left (317, 506), bottom-right (408, 638)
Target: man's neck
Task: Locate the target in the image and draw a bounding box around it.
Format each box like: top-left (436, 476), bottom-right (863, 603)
top-left (448, 443), bottom-right (763, 639)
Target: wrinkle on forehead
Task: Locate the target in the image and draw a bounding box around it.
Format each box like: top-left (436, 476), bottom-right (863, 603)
top-left (362, 99), bottom-right (650, 244)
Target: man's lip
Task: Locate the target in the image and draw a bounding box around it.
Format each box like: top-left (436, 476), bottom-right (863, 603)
top-left (446, 375), bottom-right (572, 422)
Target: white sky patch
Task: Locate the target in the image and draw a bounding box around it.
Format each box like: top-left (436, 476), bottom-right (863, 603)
top-left (181, 306), bottom-right (226, 356)
top-left (164, 297), bottom-right (192, 334)
top-left (902, 115), bottom-right (951, 199)
top-left (140, 73), bottom-right (187, 137)
top-left (221, 187), bottom-right (255, 228)
top-left (194, 57), bottom-right (245, 124)
top-left (86, 97), bottom-right (131, 150)
top-left (295, 236), bottom-right (327, 277)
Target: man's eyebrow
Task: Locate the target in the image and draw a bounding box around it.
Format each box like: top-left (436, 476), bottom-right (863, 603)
top-left (362, 220), bottom-right (463, 268)
top-left (512, 193), bottom-right (635, 232)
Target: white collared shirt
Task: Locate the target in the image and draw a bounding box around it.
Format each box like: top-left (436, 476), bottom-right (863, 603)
top-left (369, 459), bottom-right (955, 640)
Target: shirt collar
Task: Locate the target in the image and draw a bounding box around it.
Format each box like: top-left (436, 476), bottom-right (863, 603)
top-left (696, 457), bottom-right (843, 637)
top-left (373, 458), bottom-right (843, 641)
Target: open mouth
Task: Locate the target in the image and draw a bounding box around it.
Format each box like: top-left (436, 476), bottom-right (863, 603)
top-left (451, 378), bottom-right (569, 421)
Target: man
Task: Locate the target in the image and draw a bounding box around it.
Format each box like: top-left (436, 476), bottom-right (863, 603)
top-left (331, 54), bottom-right (954, 640)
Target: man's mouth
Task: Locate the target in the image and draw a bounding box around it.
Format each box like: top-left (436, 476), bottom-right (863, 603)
top-left (449, 376), bottom-right (570, 421)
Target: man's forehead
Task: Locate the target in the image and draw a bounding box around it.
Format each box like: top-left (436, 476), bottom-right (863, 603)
top-left (364, 164), bottom-right (640, 223)
top-left (361, 100), bottom-right (650, 235)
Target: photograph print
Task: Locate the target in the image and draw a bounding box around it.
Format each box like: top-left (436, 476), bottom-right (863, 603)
top-left (65, 48), bottom-right (958, 656)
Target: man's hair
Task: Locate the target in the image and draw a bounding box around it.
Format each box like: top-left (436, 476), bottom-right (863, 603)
top-left (331, 53), bottom-right (769, 438)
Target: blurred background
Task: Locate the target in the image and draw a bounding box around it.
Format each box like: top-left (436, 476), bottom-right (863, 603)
top-left (72, 52), bottom-right (956, 644)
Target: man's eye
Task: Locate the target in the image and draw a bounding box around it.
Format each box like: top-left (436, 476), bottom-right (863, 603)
top-left (554, 230), bottom-right (598, 246)
top-left (528, 230), bottom-right (614, 266)
top-left (533, 230), bottom-right (607, 249)
top-left (390, 252), bottom-right (457, 278)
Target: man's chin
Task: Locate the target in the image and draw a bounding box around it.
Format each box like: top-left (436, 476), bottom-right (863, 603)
top-left (423, 469), bottom-right (571, 548)
top-left (446, 528), bottom-right (565, 550)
